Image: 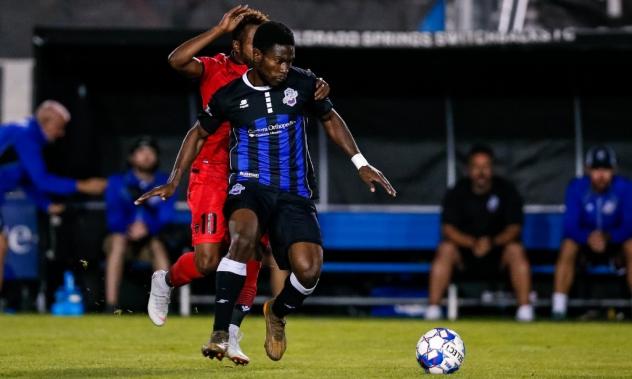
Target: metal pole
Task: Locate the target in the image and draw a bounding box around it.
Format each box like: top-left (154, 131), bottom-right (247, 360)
top-left (445, 97), bottom-right (456, 187)
top-left (513, 0), bottom-right (530, 32)
top-left (573, 96), bottom-right (584, 177)
top-left (456, 0), bottom-right (474, 31)
top-left (498, 0), bottom-right (515, 33)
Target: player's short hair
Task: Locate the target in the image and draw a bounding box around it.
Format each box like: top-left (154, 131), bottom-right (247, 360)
top-left (231, 9), bottom-right (269, 43)
top-left (253, 21), bottom-right (295, 54)
top-left (467, 144), bottom-right (494, 162)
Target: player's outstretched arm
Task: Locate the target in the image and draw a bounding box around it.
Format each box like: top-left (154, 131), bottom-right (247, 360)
top-left (320, 110), bottom-right (397, 197)
top-left (167, 4), bottom-right (250, 78)
top-left (134, 123), bottom-right (209, 205)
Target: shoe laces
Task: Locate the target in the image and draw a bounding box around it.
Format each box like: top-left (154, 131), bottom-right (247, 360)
top-left (272, 317), bottom-right (286, 340)
top-left (152, 288), bottom-right (172, 307)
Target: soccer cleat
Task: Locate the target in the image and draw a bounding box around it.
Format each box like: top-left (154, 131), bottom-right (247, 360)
top-left (227, 324), bottom-right (250, 365)
top-left (263, 299), bottom-right (287, 361)
top-left (201, 330), bottom-right (229, 361)
top-left (515, 304), bottom-right (534, 322)
top-left (147, 270), bottom-right (172, 326)
top-left (425, 305), bottom-right (442, 321)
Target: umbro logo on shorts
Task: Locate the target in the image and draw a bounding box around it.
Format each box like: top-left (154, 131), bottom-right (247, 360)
top-left (229, 183), bottom-right (246, 195)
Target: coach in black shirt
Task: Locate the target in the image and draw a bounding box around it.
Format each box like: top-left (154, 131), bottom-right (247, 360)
top-left (426, 145), bottom-right (533, 322)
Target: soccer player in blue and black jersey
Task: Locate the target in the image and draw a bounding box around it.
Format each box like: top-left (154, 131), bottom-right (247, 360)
top-left (137, 21), bottom-right (396, 361)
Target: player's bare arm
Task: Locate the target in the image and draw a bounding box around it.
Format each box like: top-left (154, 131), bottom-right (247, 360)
top-left (319, 109), bottom-right (396, 197)
top-left (167, 4), bottom-right (250, 78)
top-left (134, 123), bottom-right (209, 204)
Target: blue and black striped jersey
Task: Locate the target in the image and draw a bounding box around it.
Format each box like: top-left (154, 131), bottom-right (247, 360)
top-left (198, 67), bottom-right (333, 199)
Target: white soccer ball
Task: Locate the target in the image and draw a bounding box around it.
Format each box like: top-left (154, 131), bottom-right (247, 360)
top-left (415, 327), bottom-right (465, 374)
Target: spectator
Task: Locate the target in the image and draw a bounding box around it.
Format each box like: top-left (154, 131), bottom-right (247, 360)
top-left (426, 144), bottom-right (533, 321)
top-left (104, 137), bottom-right (175, 312)
top-left (552, 146), bottom-right (632, 319)
top-left (0, 100), bottom-right (106, 292)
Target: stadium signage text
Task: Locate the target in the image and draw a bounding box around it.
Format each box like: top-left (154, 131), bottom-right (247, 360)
top-left (295, 29), bottom-right (576, 48)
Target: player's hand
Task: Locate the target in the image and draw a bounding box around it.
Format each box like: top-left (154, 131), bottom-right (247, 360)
top-left (473, 237), bottom-right (492, 257)
top-left (588, 231), bottom-right (607, 253)
top-left (314, 77), bottom-right (330, 100)
top-left (358, 165), bottom-right (397, 197)
top-left (216, 4), bottom-right (250, 33)
top-left (47, 203), bottom-right (66, 216)
top-left (77, 178), bottom-right (108, 195)
top-left (134, 182), bottom-right (177, 205)
top-left (127, 221), bottom-right (149, 241)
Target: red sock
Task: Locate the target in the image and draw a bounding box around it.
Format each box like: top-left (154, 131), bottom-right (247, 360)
top-left (236, 260), bottom-right (262, 306)
top-left (168, 252), bottom-right (204, 287)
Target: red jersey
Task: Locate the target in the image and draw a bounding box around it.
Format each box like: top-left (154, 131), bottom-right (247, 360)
top-left (192, 53), bottom-right (248, 178)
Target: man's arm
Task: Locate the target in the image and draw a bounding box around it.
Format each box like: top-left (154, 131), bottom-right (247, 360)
top-left (607, 183), bottom-right (632, 243)
top-left (563, 181), bottom-right (591, 244)
top-left (493, 182), bottom-right (523, 245)
top-left (493, 224), bottom-right (522, 246)
top-left (16, 140), bottom-right (77, 195)
top-left (167, 5), bottom-right (249, 78)
top-left (319, 110), bottom-right (396, 196)
top-left (135, 123), bottom-right (209, 204)
top-left (105, 177), bottom-right (129, 234)
top-left (442, 224), bottom-right (476, 249)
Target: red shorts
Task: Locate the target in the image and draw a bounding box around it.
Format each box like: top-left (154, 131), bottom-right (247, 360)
top-left (187, 168), bottom-right (229, 246)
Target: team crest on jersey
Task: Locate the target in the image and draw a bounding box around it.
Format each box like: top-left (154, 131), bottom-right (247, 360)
top-left (487, 194), bottom-right (500, 212)
top-left (229, 183), bottom-right (246, 195)
top-left (603, 200), bottom-right (617, 215)
top-left (239, 99), bottom-right (249, 109)
top-left (283, 88), bottom-right (298, 107)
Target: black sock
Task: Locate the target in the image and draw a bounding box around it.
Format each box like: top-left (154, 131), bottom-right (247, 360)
top-left (164, 271), bottom-right (173, 287)
top-left (213, 271), bottom-right (246, 332)
top-left (272, 274), bottom-right (315, 318)
top-left (230, 304), bottom-right (251, 327)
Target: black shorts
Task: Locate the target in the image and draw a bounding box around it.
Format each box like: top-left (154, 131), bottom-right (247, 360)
top-left (457, 246), bottom-right (504, 277)
top-left (578, 243), bottom-right (623, 266)
top-left (224, 181), bottom-right (322, 270)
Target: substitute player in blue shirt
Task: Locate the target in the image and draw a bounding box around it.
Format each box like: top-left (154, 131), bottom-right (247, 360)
top-left (104, 137), bottom-right (175, 312)
top-left (0, 100), bottom-right (107, 292)
top-left (552, 146), bottom-right (632, 319)
top-left (136, 21), bottom-right (396, 361)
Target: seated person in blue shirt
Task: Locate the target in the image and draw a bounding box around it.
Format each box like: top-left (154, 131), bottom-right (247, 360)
top-left (104, 137), bottom-right (175, 312)
top-left (552, 146), bottom-right (632, 319)
top-left (0, 100), bottom-right (107, 292)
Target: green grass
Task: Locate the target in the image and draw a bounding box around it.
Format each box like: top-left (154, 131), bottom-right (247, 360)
top-left (1, 315), bottom-right (632, 378)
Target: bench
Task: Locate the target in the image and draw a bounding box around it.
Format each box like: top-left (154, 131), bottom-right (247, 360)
top-left (173, 205), bottom-right (628, 316)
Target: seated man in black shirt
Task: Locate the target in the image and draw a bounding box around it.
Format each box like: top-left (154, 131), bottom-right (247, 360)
top-left (426, 145), bottom-right (533, 322)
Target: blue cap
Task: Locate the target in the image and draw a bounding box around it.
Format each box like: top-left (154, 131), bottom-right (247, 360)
top-left (585, 146), bottom-right (617, 169)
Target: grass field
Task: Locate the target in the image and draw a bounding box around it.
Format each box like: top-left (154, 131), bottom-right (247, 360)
top-left (1, 315), bottom-right (632, 378)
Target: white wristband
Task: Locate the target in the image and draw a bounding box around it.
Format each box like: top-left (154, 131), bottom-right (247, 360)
top-left (351, 153), bottom-right (369, 170)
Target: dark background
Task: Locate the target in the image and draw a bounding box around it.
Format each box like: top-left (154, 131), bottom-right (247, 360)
top-left (34, 28), bottom-right (632, 206)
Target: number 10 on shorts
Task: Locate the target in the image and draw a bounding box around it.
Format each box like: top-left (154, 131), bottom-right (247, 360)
top-left (201, 212), bottom-right (217, 235)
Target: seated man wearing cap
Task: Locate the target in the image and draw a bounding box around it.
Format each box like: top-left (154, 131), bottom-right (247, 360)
top-left (104, 137), bottom-right (175, 313)
top-left (552, 146), bottom-right (632, 319)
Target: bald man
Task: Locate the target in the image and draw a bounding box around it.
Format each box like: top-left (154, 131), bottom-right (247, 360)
top-left (0, 100), bottom-right (107, 291)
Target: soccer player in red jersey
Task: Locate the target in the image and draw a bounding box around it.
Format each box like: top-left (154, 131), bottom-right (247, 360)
top-left (141, 5), bottom-right (329, 365)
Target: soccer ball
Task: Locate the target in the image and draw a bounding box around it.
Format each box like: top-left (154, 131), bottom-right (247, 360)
top-left (415, 328), bottom-right (465, 374)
